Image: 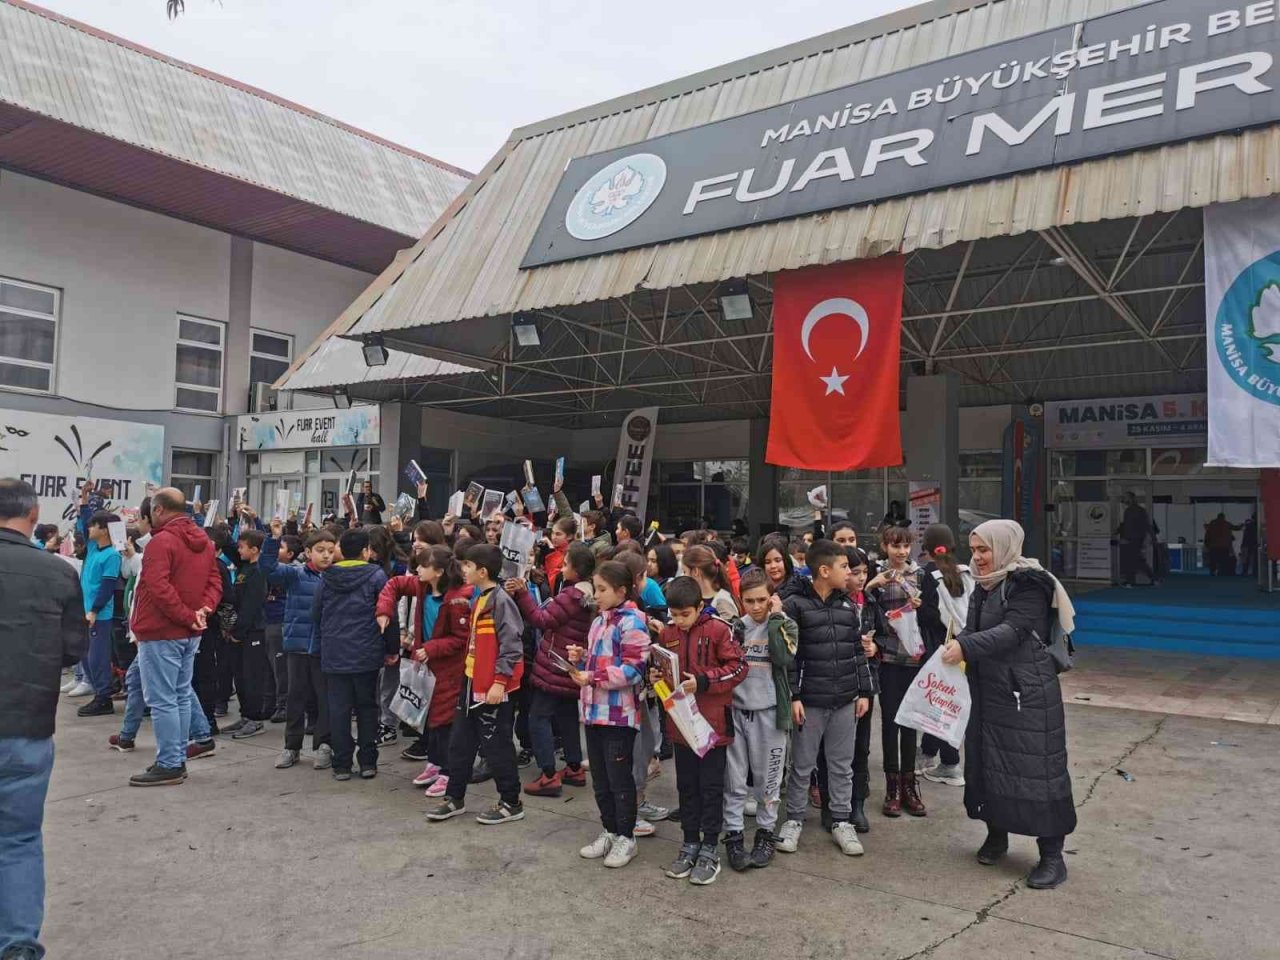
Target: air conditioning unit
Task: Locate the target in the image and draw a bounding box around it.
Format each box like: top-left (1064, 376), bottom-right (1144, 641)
top-left (250, 382), bottom-right (290, 412)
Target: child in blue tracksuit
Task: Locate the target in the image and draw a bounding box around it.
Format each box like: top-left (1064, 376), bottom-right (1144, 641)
top-left (78, 510), bottom-right (122, 715)
top-left (262, 522), bottom-right (337, 770)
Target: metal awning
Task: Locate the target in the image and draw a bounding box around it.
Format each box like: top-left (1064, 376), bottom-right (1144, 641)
top-left (278, 335), bottom-right (481, 393)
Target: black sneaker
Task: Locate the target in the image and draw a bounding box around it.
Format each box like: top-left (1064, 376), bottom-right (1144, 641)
top-left (665, 806), bottom-right (682, 822)
top-left (375, 724), bottom-right (398, 746)
top-left (749, 828), bottom-right (776, 868)
top-left (724, 831), bottom-right (751, 872)
top-left (401, 744), bottom-right (430, 762)
top-left (77, 698), bottom-right (115, 718)
top-left (129, 764), bottom-right (187, 787)
top-left (470, 758), bottom-right (492, 784)
top-left (689, 845), bottom-right (721, 885)
top-left (270, 707), bottom-right (287, 723)
top-left (517, 749), bottom-right (534, 768)
top-left (1026, 855), bottom-right (1068, 889)
top-left (475, 800), bottom-right (525, 825)
top-left (360, 767), bottom-right (377, 780)
top-left (664, 842), bottom-right (699, 879)
top-left (213, 703), bottom-right (228, 718)
top-left (425, 797), bottom-right (466, 821)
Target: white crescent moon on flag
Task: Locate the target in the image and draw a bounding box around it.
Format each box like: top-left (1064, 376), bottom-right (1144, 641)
top-left (800, 297), bottom-right (869, 363)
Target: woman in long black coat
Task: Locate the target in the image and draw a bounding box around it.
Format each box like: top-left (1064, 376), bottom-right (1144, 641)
top-left (941, 519), bottom-right (1076, 889)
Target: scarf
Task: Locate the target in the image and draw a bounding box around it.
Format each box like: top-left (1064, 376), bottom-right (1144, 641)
top-left (971, 519), bottom-right (1076, 635)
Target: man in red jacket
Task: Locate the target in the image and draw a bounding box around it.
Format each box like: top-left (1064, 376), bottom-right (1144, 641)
top-left (129, 488), bottom-right (222, 787)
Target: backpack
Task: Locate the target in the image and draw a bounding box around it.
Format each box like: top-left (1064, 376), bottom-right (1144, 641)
top-left (998, 579), bottom-right (1074, 674)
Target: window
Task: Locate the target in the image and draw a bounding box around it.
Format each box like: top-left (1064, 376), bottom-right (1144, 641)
top-left (656, 459), bottom-right (749, 533)
top-left (174, 315), bottom-right (224, 413)
top-left (250, 329), bottom-right (293, 386)
top-left (170, 449), bottom-right (217, 504)
top-left (0, 276), bottom-right (59, 393)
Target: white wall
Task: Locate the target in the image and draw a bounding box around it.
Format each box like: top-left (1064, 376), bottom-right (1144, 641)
top-left (0, 171), bottom-right (230, 412)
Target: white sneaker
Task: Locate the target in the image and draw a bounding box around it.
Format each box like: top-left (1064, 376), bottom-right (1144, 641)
top-left (916, 753), bottom-right (936, 775)
top-left (832, 821), bottom-right (865, 856)
top-left (580, 830), bottom-right (615, 859)
top-left (66, 681), bottom-right (94, 697)
top-left (922, 762), bottom-right (965, 787)
top-left (60, 677), bottom-right (78, 693)
top-left (603, 835), bottom-right (638, 868)
top-left (745, 798), bottom-right (759, 818)
top-left (776, 819), bottom-right (803, 853)
top-left (633, 818), bottom-right (655, 838)
top-left (312, 743), bottom-right (333, 771)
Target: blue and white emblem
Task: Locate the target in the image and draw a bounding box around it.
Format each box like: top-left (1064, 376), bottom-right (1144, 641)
top-left (1216, 253), bottom-right (1280, 407)
top-left (565, 153), bottom-right (666, 241)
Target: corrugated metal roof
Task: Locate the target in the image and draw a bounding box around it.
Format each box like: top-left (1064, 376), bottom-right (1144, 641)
top-left (0, 0), bottom-right (471, 239)
top-left (278, 335), bottom-right (477, 391)
top-left (326, 0), bottom-right (1272, 347)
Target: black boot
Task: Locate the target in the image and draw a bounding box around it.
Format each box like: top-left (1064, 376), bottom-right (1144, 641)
top-left (976, 827), bottom-right (1009, 865)
top-left (1027, 836), bottom-right (1068, 889)
top-left (748, 828), bottom-right (775, 868)
top-left (724, 831), bottom-right (751, 872)
top-left (851, 798), bottom-right (870, 834)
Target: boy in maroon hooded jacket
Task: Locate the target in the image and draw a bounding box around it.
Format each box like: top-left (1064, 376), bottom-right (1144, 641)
top-left (651, 575), bottom-right (746, 886)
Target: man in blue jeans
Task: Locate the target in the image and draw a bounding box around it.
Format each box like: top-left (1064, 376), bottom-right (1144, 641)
top-left (127, 488), bottom-right (222, 787)
top-left (0, 478), bottom-right (86, 960)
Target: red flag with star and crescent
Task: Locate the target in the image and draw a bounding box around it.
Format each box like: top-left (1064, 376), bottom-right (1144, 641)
top-left (766, 256), bottom-right (905, 470)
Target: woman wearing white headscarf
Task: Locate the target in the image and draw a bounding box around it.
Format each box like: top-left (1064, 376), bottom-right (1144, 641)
top-left (940, 519), bottom-right (1076, 889)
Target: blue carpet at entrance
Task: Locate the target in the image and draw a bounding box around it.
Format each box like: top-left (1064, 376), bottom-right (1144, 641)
top-left (1071, 576), bottom-right (1280, 659)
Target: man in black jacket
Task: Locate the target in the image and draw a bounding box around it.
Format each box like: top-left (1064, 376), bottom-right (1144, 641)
top-left (775, 539), bottom-right (873, 858)
top-left (0, 478), bottom-right (85, 960)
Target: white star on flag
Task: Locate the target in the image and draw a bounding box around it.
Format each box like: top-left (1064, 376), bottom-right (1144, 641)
top-left (820, 366), bottom-right (849, 396)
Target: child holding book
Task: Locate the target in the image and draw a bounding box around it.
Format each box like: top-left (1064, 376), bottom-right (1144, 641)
top-left (652, 576), bottom-right (746, 886)
top-left (565, 560), bottom-right (650, 869)
top-left (376, 545), bottom-right (471, 796)
top-left (722, 568), bottom-right (796, 870)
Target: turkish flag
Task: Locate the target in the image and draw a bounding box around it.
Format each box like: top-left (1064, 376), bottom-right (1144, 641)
top-left (766, 256), bottom-right (905, 470)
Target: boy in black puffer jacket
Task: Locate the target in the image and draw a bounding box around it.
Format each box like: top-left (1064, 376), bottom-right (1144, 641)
top-left (313, 529), bottom-right (398, 780)
top-left (775, 540), bottom-right (874, 859)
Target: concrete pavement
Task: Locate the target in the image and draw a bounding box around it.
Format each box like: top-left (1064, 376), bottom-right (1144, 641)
top-left (40, 696), bottom-right (1280, 959)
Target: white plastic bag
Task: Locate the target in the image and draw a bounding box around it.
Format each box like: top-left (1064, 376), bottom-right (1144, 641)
top-left (893, 647), bottom-right (971, 749)
top-left (390, 660), bottom-right (436, 734)
top-left (886, 606), bottom-right (926, 658)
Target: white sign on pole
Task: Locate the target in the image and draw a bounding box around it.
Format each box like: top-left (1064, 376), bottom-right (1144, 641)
top-left (0, 410), bottom-right (164, 527)
top-left (1044, 394), bottom-right (1206, 449)
top-left (1204, 196), bottom-right (1280, 467)
top-left (1076, 502), bottom-right (1111, 538)
top-left (610, 407), bottom-right (659, 523)
top-left (1076, 538), bottom-right (1113, 580)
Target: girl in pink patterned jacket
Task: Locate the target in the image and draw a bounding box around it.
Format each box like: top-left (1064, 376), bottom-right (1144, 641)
top-left (566, 560), bottom-right (650, 868)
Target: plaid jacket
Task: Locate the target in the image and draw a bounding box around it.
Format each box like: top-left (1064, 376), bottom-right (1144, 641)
top-left (579, 601), bottom-right (650, 729)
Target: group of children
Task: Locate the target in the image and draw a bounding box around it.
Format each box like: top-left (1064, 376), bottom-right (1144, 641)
top-left (96, 483), bottom-right (976, 886)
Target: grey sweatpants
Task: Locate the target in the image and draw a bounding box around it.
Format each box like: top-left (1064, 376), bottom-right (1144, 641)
top-left (785, 703), bottom-right (857, 822)
top-left (631, 698), bottom-right (660, 793)
top-left (723, 707), bottom-right (789, 832)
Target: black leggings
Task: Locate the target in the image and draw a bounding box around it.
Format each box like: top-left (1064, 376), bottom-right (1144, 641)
top-left (878, 662), bottom-right (920, 775)
top-left (920, 732), bottom-right (960, 766)
top-left (584, 725), bottom-right (637, 839)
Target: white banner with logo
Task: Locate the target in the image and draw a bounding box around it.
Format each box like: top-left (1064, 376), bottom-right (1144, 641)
top-left (0, 409), bottom-right (164, 527)
top-left (237, 407), bottom-right (380, 451)
top-left (1204, 198), bottom-right (1280, 467)
top-left (611, 407), bottom-right (659, 524)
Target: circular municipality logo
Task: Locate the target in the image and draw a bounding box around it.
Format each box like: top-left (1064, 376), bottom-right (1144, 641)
top-left (627, 415), bottom-right (653, 443)
top-left (1216, 252), bottom-right (1280, 407)
top-left (565, 153), bottom-right (667, 241)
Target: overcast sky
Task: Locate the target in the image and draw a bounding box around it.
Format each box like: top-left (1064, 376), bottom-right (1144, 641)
top-left (34, 0), bottom-right (920, 173)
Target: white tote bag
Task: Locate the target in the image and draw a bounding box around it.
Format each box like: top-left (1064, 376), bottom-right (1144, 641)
top-left (389, 660), bottom-right (436, 734)
top-left (893, 646), bottom-right (971, 749)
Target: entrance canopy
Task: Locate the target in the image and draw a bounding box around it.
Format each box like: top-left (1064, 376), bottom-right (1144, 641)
top-left (278, 0), bottom-right (1279, 425)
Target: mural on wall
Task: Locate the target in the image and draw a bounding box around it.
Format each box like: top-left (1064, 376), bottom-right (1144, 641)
top-left (0, 410), bottom-right (164, 527)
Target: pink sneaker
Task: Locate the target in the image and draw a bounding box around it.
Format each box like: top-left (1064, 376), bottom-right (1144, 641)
top-left (424, 775), bottom-right (450, 798)
top-left (412, 762), bottom-right (442, 787)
